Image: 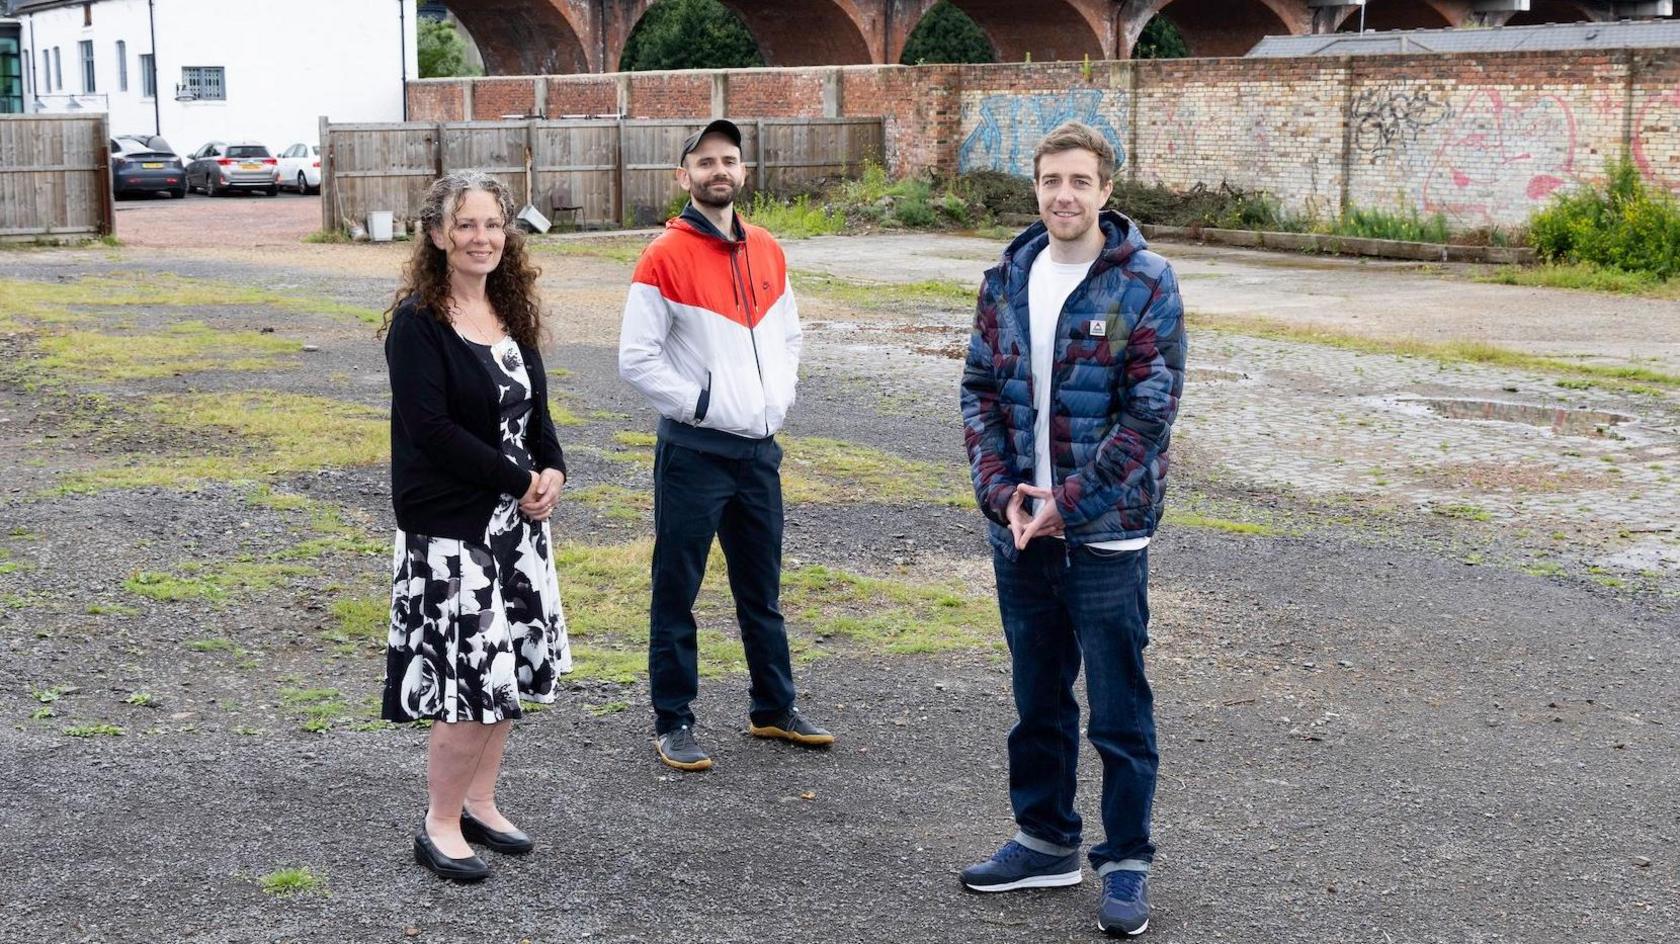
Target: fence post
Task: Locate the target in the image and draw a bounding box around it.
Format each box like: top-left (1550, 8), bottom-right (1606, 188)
top-left (613, 118), bottom-right (625, 226)
top-left (755, 118), bottom-right (766, 196)
top-left (525, 119), bottom-right (536, 207)
top-left (319, 115), bottom-right (334, 234)
top-left (97, 113), bottom-right (115, 237)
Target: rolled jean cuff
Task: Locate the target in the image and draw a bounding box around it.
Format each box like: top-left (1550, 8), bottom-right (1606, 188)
top-left (1096, 858), bottom-right (1152, 877)
top-left (1014, 830), bottom-right (1079, 857)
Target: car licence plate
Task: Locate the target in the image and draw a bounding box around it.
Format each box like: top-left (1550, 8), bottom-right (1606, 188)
top-left (240, 162), bottom-right (261, 170)
top-left (142, 162), bottom-right (164, 169)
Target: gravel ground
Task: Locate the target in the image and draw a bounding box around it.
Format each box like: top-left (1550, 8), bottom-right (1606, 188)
top-left (1, 216), bottom-right (1677, 943)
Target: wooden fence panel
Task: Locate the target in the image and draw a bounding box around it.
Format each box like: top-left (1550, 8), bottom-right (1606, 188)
top-left (323, 122), bottom-right (438, 237)
top-left (321, 116), bottom-right (882, 233)
top-left (530, 120), bottom-right (618, 228)
top-left (0, 114), bottom-right (112, 240)
top-left (442, 121), bottom-right (530, 206)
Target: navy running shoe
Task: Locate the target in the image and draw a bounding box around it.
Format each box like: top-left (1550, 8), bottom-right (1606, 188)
top-left (1097, 868), bottom-right (1150, 936)
top-left (960, 839), bottom-right (1082, 892)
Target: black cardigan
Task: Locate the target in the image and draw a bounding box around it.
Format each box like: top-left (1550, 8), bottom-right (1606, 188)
top-left (384, 298), bottom-right (567, 540)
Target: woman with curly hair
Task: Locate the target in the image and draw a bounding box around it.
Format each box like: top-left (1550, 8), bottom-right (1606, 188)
top-left (379, 172), bottom-right (572, 882)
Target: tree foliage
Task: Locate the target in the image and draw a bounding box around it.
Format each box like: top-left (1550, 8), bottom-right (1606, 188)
top-left (899, 2), bottom-right (995, 65)
top-left (619, 0), bottom-right (764, 72)
top-left (418, 18), bottom-right (480, 79)
top-left (1133, 16), bottom-right (1189, 59)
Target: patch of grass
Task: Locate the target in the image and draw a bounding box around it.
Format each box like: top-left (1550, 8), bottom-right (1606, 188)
top-left (234, 725), bottom-right (261, 736)
top-left (37, 321), bottom-right (302, 380)
top-left (1522, 560), bottom-right (1567, 578)
top-left (63, 723), bottom-right (123, 738)
top-left (588, 700), bottom-right (630, 716)
top-left (528, 236), bottom-right (651, 266)
top-left (0, 272), bottom-right (380, 332)
top-left (86, 602), bottom-right (141, 616)
top-left (792, 271), bottom-right (975, 311)
top-left (1473, 262), bottom-right (1680, 299)
top-left (572, 484), bottom-right (654, 521)
top-left (30, 706), bottom-right (55, 721)
top-left (1165, 511), bottom-right (1280, 536)
top-left (280, 687), bottom-right (349, 733)
top-left (324, 595), bottom-right (387, 654)
top-left (1189, 313), bottom-right (1680, 392)
top-left (258, 867), bottom-right (325, 897)
top-left (1435, 503), bottom-right (1493, 522)
top-left (741, 192), bottom-right (845, 239)
top-left (125, 560), bottom-right (313, 603)
top-left (549, 396), bottom-right (588, 428)
top-left (123, 692), bottom-right (156, 707)
top-left (1314, 204), bottom-right (1450, 244)
top-left (186, 637), bottom-right (236, 653)
top-left (31, 686), bottom-right (63, 704)
top-left (303, 229), bottom-right (352, 244)
top-left (554, 539), bottom-right (998, 682)
top-left (58, 392), bottom-right (387, 494)
top-left (782, 437), bottom-right (971, 507)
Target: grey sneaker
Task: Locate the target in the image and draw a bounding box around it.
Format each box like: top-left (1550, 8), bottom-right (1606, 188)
top-left (748, 707), bottom-right (834, 747)
top-left (654, 724), bottom-right (713, 771)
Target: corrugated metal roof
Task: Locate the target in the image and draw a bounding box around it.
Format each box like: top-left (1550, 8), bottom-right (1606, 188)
top-left (1248, 19), bottom-right (1680, 57)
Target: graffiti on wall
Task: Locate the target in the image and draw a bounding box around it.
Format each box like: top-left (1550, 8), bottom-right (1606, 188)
top-left (1632, 84), bottom-right (1680, 196)
top-left (1418, 89), bottom-right (1578, 225)
top-left (958, 89), bottom-right (1127, 177)
top-left (1351, 87), bottom-right (1453, 158)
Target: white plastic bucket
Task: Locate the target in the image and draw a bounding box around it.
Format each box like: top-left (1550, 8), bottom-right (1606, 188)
top-left (368, 210), bottom-right (395, 242)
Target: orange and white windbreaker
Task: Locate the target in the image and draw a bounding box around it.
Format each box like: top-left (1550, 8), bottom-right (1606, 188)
top-left (619, 210), bottom-right (802, 441)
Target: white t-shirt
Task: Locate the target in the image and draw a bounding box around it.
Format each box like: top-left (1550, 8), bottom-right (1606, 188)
top-left (1028, 251), bottom-right (1150, 553)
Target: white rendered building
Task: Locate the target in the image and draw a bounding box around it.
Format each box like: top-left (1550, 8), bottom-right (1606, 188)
top-left (11, 0), bottom-right (417, 152)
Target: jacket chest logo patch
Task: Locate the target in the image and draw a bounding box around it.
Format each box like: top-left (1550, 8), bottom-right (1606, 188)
top-left (1087, 319), bottom-right (1107, 337)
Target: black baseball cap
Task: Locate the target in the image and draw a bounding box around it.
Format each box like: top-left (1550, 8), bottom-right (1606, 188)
top-left (677, 119), bottom-right (743, 165)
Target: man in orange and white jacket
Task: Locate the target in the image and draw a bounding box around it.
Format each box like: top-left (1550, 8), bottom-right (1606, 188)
top-left (619, 119), bottom-right (834, 772)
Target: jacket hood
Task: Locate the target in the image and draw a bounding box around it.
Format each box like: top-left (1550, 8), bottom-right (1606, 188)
top-left (998, 209), bottom-right (1146, 278)
top-left (670, 203), bottom-right (744, 244)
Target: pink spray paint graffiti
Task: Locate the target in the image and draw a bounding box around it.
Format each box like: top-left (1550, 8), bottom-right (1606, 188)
top-left (1420, 89), bottom-right (1579, 226)
top-left (1632, 84), bottom-right (1680, 197)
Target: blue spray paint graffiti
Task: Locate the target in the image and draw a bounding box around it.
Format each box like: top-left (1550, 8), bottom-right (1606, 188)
top-left (958, 89), bottom-right (1128, 176)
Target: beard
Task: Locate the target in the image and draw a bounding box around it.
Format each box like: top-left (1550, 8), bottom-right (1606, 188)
top-left (691, 176), bottom-right (740, 209)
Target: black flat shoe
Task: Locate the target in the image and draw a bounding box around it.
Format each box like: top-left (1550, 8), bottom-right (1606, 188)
top-left (461, 808), bottom-right (535, 855)
top-left (414, 827), bottom-right (491, 882)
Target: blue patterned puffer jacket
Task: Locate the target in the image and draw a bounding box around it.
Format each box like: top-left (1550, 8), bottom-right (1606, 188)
top-left (960, 210), bottom-right (1186, 557)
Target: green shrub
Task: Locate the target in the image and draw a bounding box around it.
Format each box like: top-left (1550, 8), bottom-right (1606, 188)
top-left (740, 193), bottom-right (845, 239)
top-left (1530, 159), bottom-right (1680, 280)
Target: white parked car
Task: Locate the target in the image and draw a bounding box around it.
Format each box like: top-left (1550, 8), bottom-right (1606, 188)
top-left (277, 143), bottom-right (321, 194)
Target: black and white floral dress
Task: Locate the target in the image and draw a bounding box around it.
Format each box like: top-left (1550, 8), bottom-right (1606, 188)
top-left (382, 335), bottom-right (572, 724)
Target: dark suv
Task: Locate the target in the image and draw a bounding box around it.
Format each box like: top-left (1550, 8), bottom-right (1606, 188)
top-left (111, 135), bottom-right (186, 199)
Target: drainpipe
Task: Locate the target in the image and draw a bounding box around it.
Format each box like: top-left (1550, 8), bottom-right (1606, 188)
top-left (398, 0), bottom-right (408, 119)
top-left (147, 0), bottom-right (160, 134)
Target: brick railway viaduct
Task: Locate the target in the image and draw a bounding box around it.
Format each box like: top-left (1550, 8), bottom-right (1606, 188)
top-left (442, 0), bottom-right (1674, 75)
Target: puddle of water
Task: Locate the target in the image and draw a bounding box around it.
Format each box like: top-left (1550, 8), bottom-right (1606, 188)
top-left (1402, 397), bottom-right (1636, 438)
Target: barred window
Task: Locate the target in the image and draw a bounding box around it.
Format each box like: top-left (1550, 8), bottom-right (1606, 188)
top-left (180, 65), bottom-right (225, 101)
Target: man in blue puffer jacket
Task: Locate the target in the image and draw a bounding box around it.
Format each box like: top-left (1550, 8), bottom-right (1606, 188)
top-left (958, 121), bottom-right (1186, 938)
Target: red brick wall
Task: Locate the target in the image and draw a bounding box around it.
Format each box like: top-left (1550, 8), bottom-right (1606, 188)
top-left (401, 48), bottom-right (1680, 228)
top-left (626, 73), bottom-right (714, 119)
top-left (472, 79), bottom-right (537, 119)
top-left (547, 76), bottom-right (619, 117)
top-left (406, 81), bottom-right (466, 122)
top-left (728, 70), bottom-right (826, 118)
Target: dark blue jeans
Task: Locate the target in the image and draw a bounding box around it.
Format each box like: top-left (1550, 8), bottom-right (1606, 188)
top-left (993, 538), bottom-right (1158, 871)
top-left (649, 437), bottom-right (796, 735)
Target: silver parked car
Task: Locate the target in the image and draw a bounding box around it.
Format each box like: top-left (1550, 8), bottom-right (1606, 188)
top-left (185, 141), bottom-right (281, 197)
